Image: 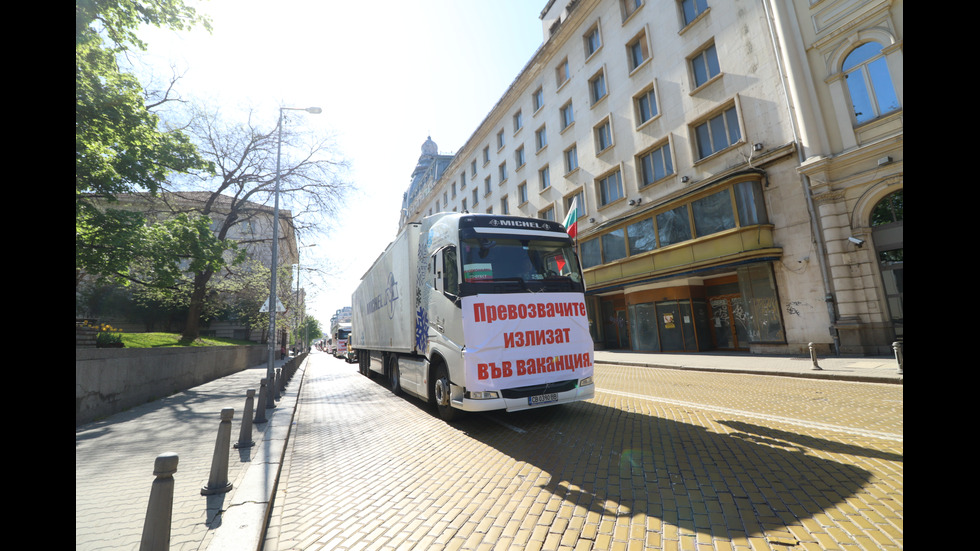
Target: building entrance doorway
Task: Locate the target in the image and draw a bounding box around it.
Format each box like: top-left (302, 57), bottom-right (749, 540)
top-left (708, 294), bottom-right (749, 350)
top-left (600, 298), bottom-right (630, 349)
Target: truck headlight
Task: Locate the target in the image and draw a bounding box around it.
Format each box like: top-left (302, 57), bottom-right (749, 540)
top-left (469, 390), bottom-right (500, 400)
top-left (579, 376), bottom-right (594, 386)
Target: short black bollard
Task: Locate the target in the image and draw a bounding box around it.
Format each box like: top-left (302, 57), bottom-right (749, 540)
top-left (274, 367), bottom-right (282, 401)
top-left (139, 452), bottom-right (178, 551)
top-left (266, 372), bottom-right (277, 409)
top-left (254, 379), bottom-right (269, 423)
top-left (808, 342), bottom-right (822, 370)
top-left (235, 389), bottom-right (256, 449)
top-left (201, 408), bottom-right (234, 495)
top-left (893, 341), bottom-right (903, 375)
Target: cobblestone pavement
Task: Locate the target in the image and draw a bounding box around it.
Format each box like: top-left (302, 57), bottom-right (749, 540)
top-left (264, 355), bottom-right (903, 550)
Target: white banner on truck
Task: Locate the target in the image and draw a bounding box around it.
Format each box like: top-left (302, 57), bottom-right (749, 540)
top-left (461, 292), bottom-right (594, 392)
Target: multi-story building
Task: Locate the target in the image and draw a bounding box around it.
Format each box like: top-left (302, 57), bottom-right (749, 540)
top-left (78, 191), bottom-right (301, 342)
top-left (400, 0), bottom-right (902, 356)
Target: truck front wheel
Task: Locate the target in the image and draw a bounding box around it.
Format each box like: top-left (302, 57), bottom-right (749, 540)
top-left (389, 356), bottom-right (402, 395)
top-left (431, 362), bottom-right (458, 422)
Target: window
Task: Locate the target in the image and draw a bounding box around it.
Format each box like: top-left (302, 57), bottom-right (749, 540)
top-left (691, 189), bottom-right (735, 237)
top-left (621, 0), bottom-right (642, 20)
top-left (627, 217), bottom-right (657, 255)
top-left (435, 199), bottom-right (440, 212)
top-left (482, 146), bottom-right (490, 165)
top-left (484, 176), bottom-right (492, 196)
top-left (585, 24), bottom-right (601, 57)
top-left (589, 70), bottom-right (607, 105)
top-left (694, 105), bottom-right (741, 159)
top-left (681, 0), bottom-right (708, 26)
top-left (539, 165), bottom-right (551, 190)
top-left (595, 119), bottom-right (613, 153)
top-left (638, 142), bottom-right (673, 187)
top-left (634, 86), bottom-right (658, 126)
top-left (560, 101), bottom-right (574, 130)
top-left (535, 125), bottom-right (548, 151)
top-left (513, 110), bottom-right (523, 132)
top-left (691, 43), bottom-right (720, 88)
top-left (597, 169), bottom-right (624, 206)
top-left (581, 238), bottom-right (601, 268)
top-left (843, 42), bottom-right (900, 125)
top-left (518, 182), bottom-right (528, 204)
top-left (499, 162), bottom-right (508, 183)
top-left (556, 57), bottom-right (570, 87)
top-left (627, 30), bottom-right (650, 72)
top-left (460, 172), bottom-right (466, 189)
top-left (733, 180), bottom-right (768, 226)
top-left (471, 160), bottom-right (477, 177)
top-left (442, 247), bottom-right (459, 297)
top-left (443, 191), bottom-right (448, 206)
top-left (462, 197), bottom-right (468, 211)
top-left (497, 129), bottom-right (505, 150)
top-left (539, 206), bottom-right (555, 221)
top-left (515, 145), bottom-right (525, 168)
top-left (601, 228), bottom-right (627, 263)
top-left (451, 182), bottom-right (457, 198)
top-left (656, 205), bottom-right (691, 246)
top-left (564, 144), bottom-right (579, 173)
top-left (533, 87), bottom-right (544, 111)
top-left (472, 188), bottom-right (479, 207)
top-left (500, 196), bottom-right (510, 214)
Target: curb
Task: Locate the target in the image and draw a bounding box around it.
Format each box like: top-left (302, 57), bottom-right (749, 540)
top-left (205, 357), bottom-right (309, 551)
top-left (600, 360), bottom-right (903, 385)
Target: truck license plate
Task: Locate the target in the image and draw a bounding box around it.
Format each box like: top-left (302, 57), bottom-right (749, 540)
top-left (528, 393), bottom-right (559, 406)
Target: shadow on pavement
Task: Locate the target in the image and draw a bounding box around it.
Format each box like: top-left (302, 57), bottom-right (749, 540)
top-left (395, 383), bottom-right (881, 540)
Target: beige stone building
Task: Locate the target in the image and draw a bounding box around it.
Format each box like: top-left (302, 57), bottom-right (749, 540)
top-left (400, 0), bottom-right (902, 355)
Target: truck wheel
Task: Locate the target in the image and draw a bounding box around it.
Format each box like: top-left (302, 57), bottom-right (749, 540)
top-left (432, 363), bottom-right (458, 422)
top-left (389, 357), bottom-right (402, 395)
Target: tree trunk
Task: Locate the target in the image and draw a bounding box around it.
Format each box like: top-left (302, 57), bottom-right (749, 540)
top-left (181, 270), bottom-right (214, 341)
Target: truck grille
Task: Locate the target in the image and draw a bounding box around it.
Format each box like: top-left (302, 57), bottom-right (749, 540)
top-left (500, 380), bottom-right (578, 399)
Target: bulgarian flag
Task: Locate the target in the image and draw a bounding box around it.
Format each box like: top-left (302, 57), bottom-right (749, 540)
top-left (562, 196), bottom-right (580, 239)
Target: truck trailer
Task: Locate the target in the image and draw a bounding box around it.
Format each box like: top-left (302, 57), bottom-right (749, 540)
top-left (351, 213), bottom-right (594, 421)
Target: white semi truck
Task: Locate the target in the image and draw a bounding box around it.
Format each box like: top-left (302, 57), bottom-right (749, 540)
top-left (351, 213), bottom-right (594, 421)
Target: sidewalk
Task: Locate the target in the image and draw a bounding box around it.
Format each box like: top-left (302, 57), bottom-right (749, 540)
top-left (75, 356), bottom-right (307, 551)
top-left (75, 348), bottom-right (900, 551)
top-left (594, 349), bottom-right (904, 384)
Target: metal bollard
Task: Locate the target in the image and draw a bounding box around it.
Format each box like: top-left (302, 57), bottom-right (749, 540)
top-left (201, 408), bottom-right (234, 495)
top-left (893, 341), bottom-right (903, 375)
top-left (266, 372), bottom-right (277, 409)
top-left (808, 342), bottom-right (822, 370)
top-left (139, 452), bottom-right (179, 551)
top-left (254, 379), bottom-right (268, 423)
top-left (235, 389), bottom-right (256, 449)
top-left (274, 367), bottom-right (282, 401)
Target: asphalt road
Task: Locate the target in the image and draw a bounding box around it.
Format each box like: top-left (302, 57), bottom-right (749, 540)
top-left (264, 354), bottom-right (902, 550)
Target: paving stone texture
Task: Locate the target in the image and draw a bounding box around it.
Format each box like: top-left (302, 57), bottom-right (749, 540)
top-left (263, 355), bottom-right (902, 551)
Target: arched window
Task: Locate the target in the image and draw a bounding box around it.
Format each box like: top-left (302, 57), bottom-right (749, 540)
top-left (870, 190), bottom-right (903, 336)
top-left (843, 42), bottom-right (900, 124)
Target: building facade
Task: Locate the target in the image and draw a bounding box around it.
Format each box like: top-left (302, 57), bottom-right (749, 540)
top-left (400, 0), bottom-right (902, 355)
top-left (79, 191), bottom-right (302, 343)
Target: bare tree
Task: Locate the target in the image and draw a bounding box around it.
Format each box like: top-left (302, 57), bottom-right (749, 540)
top-left (158, 103), bottom-right (352, 341)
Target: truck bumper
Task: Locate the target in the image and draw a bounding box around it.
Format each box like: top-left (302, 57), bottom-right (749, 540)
top-left (455, 382), bottom-right (595, 413)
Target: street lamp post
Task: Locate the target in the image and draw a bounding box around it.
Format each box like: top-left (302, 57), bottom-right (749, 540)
top-left (268, 106), bottom-right (321, 399)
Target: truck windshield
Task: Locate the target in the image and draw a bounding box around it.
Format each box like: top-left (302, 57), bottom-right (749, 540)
top-left (337, 329), bottom-right (350, 340)
top-left (460, 237), bottom-right (583, 292)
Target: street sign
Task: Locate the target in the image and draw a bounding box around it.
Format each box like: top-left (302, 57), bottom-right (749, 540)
top-left (260, 297), bottom-right (287, 313)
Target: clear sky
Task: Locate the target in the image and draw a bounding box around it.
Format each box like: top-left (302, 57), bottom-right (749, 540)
top-left (136, 0), bottom-right (548, 329)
